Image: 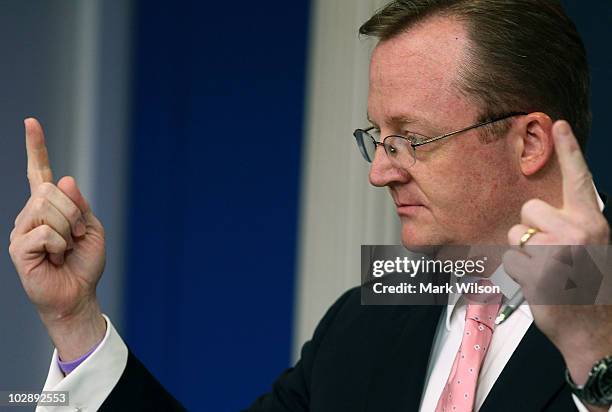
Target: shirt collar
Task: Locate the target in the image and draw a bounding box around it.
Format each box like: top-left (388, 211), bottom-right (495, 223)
top-left (444, 266), bottom-right (532, 331)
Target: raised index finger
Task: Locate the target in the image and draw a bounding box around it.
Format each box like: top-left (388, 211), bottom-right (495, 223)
top-left (25, 118), bottom-right (54, 194)
top-left (553, 120), bottom-right (598, 211)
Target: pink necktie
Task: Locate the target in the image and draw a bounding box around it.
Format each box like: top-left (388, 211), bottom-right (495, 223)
top-left (435, 285), bottom-right (501, 412)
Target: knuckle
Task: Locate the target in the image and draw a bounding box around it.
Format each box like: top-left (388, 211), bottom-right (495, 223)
top-left (38, 225), bottom-right (54, 241)
top-left (32, 197), bottom-right (49, 215)
top-left (37, 182), bottom-right (55, 197)
top-left (13, 216), bottom-right (20, 228)
top-left (521, 198), bottom-right (546, 213)
top-left (521, 199), bottom-right (542, 216)
top-left (8, 241), bottom-right (17, 259)
top-left (38, 226), bottom-right (65, 250)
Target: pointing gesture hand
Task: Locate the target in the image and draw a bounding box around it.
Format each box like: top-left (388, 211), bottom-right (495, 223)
top-left (556, 121), bottom-right (604, 216)
top-left (507, 121), bottom-right (608, 248)
top-left (503, 120), bottom-right (612, 391)
top-left (9, 118), bottom-right (107, 361)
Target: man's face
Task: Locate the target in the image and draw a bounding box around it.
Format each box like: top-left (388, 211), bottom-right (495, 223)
top-left (368, 17), bottom-right (523, 246)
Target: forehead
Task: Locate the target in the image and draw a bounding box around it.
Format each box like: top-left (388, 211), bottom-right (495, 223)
top-left (368, 16), bottom-right (473, 129)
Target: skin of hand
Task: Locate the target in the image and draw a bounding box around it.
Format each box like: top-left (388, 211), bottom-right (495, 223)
top-left (504, 121), bottom-right (612, 412)
top-left (9, 118), bottom-right (107, 362)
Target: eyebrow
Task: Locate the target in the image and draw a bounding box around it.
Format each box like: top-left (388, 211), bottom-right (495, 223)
top-left (366, 113), bottom-right (431, 131)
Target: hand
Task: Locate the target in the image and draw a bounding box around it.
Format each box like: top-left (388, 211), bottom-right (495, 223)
top-left (503, 121), bottom-right (612, 392)
top-left (8, 118), bottom-right (107, 361)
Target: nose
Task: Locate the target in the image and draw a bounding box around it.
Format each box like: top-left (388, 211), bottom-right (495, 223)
top-left (368, 143), bottom-right (411, 187)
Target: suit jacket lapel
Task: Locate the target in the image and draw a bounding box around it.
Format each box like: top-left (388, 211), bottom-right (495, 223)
top-left (479, 324), bottom-right (573, 411)
top-left (364, 305), bottom-right (443, 412)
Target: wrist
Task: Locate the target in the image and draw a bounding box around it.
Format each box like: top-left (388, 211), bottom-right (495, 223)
top-left (565, 355), bottom-right (612, 410)
top-left (40, 299), bottom-right (107, 362)
top-left (557, 332), bottom-right (611, 384)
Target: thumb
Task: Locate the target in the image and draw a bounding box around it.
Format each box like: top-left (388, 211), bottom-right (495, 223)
top-left (57, 176), bottom-right (91, 216)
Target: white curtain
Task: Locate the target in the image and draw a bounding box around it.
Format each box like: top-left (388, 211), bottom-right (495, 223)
top-left (293, 0), bottom-right (401, 359)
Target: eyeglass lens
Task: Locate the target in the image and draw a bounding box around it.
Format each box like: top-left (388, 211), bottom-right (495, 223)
top-left (353, 129), bottom-right (416, 167)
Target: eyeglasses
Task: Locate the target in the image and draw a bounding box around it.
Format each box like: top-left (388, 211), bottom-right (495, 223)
top-left (352, 111), bottom-right (527, 167)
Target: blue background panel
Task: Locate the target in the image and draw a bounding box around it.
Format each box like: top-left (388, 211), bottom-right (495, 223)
top-left (125, 1), bottom-right (310, 410)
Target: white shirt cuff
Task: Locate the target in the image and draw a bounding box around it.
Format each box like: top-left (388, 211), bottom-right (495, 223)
top-left (572, 393), bottom-right (612, 412)
top-left (35, 314), bottom-right (128, 412)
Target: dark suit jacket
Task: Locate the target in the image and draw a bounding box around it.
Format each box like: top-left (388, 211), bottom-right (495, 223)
top-left (100, 201), bottom-right (612, 411)
top-left (99, 292), bottom-right (578, 412)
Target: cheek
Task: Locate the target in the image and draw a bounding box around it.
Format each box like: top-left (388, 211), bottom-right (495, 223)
top-left (423, 142), bottom-right (516, 222)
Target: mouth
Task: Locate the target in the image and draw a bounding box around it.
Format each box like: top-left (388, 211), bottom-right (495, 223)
top-left (390, 188), bottom-right (427, 217)
top-left (395, 202), bottom-right (426, 216)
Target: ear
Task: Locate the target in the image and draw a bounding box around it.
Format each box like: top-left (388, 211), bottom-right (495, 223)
top-left (516, 112), bottom-right (555, 176)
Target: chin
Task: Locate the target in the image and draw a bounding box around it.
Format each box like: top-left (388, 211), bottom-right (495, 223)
top-left (399, 219), bottom-right (451, 248)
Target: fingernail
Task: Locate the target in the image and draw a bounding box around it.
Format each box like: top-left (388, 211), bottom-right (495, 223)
top-left (556, 121), bottom-right (571, 136)
top-left (50, 253), bottom-right (64, 266)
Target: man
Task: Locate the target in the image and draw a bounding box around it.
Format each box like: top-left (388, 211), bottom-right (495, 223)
top-left (9, 0), bottom-right (612, 411)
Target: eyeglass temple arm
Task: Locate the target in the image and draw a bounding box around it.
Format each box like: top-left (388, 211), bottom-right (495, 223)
top-left (411, 112), bottom-right (528, 147)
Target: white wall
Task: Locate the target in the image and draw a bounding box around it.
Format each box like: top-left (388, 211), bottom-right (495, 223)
top-left (293, 0), bottom-right (400, 359)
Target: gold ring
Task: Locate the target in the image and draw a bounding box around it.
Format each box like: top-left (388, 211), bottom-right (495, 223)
top-left (519, 227), bottom-right (539, 248)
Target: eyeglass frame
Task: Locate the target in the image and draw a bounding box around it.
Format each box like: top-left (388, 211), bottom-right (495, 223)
top-left (353, 111), bottom-right (528, 163)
